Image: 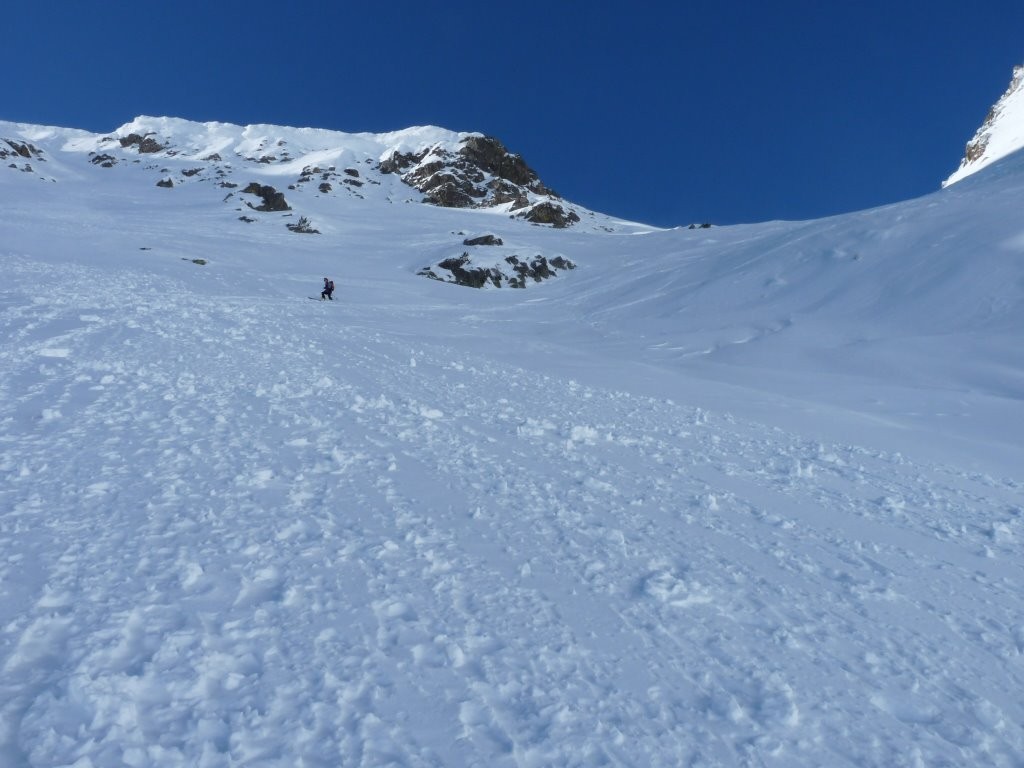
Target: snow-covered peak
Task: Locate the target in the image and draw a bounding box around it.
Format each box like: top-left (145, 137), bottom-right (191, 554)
top-left (944, 64), bottom-right (1024, 187)
top-left (2, 114), bottom-right (587, 231)
top-left (109, 115), bottom-right (473, 163)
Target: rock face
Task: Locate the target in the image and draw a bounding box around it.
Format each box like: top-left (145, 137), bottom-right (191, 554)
top-left (945, 64), bottom-right (1024, 187)
top-left (119, 133), bottom-right (166, 154)
top-left (286, 216), bottom-right (320, 234)
top-left (419, 251), bottom-right (576, 289)
top-left (242, 183), bottom-right (291, 212)
top-left (463, 234), bottom-right (503, 246)
top-left (1, 139), bottom-right (42, 160)
top-left (523, 201), bottom-right (581, 228)
top-left (379, 134), bottom-right (580, 227)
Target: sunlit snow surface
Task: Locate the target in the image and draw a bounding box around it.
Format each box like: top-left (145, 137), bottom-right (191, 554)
top-left (945, 65), bottom-right (1024, 187)
top-left (2, 119), bottom-right (1024, 766)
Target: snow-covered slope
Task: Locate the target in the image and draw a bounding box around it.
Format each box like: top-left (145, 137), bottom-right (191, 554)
top-left (944, 64), bottom-right (1024, 186)
top-left (1, 115), bottom-right (588, 233)
top-left (2, 115), bottom-right (1024, 767)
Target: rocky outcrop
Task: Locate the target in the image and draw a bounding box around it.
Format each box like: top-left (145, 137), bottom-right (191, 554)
top-left (119, 133), bottom-right (166, 153)
top-left (522, 202), bottom-right (580, 228)
top-left (463, 234), bottom-right (503, 246)
top-left (425, 254), bottom-right (502, 288)
top-left (2, 139), bottom-right (42, 160)
top-left (503, 255), bottom-right (574, 288)
top-left (419, 252), bottom-right (575, 288)
top-left (242, 182), bottom-right (291, 212)
top-left (460, 135), bottom-right (552, 193)
top-left (90, 153), bottom-right (118, 168)
top-left (379, 134), bottom-right (580, 226)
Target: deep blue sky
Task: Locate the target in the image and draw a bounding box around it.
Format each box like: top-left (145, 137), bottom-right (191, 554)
top-left (5, 1), bottom-right (1023, 226)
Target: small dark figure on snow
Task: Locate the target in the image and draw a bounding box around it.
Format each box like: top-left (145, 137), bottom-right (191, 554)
top-left (321, 277), bottom-right (335, 300)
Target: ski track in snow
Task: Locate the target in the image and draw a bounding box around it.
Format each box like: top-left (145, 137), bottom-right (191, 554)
top-left (1, 259), bottom-right (1023, 767)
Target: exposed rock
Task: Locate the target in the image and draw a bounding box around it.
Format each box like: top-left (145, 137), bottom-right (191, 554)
top-left (945, 64), bottom-right (1024, 187)
top-left (90, 153), bottom-right (118, 168)
top-left (434, 254), bottom-right (503, 288)
top-left (422, 252), bottom-right (575, 289)
top-left (181, 168), bottom-right (203, 177)
top-left (488, 179), bottom-right (530, 209)
top-left (521, 202), bottom-right (580, 228)
top-left (379, 149), bottom-right (425, 175)
top-left (286, 216), bottom-right (320, 234)
top-left (459, 135), bottom-right (552, 194)
top-left (203, 153), bottom-right (222, 162)
top-left (344, 168), bottom-right (360, 177)
top-left (239, 215), bottom-right (256, 223)
top-left (242, 182), bottom-right (291, 212)
top-left (504, 254), bottom-right (576, 286)
top-left (378, 134), bottom-right (576, 225)
top-left (156, 178), bottom-right (174, 188)
top-left (2, 139), bottom-right (41, 159)
top-left (119, 133), bottom-right (166, 153)
top-left (423, 177), bottom-right (476, 208)
top-left (319, 182), bottom-right (332, 193)
top-left (463, 234), bottom-right (503, 246)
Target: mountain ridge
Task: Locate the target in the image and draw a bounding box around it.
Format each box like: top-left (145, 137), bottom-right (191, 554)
top-left (2, 115), bottom-right (586, 230)
top-left (944, 63), bottom-right (1024, 186)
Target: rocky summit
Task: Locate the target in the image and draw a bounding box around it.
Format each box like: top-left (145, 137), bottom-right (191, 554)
top-left (1, 116), bottom-right (583, 229)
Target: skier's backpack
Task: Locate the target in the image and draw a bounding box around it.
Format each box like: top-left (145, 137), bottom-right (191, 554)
top-left (328, 280), bottom-right (335, 291)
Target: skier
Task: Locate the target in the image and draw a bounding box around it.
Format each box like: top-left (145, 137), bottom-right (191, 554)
top-left (321, 277), bottom-right (335, 301)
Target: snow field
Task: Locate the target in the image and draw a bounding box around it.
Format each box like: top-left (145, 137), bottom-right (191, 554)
top-left (2, 257), bottom-right (1022, 766)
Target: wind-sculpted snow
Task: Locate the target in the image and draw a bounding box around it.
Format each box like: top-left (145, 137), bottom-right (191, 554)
top-left (1, 256), bottom-right (1023, 767)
